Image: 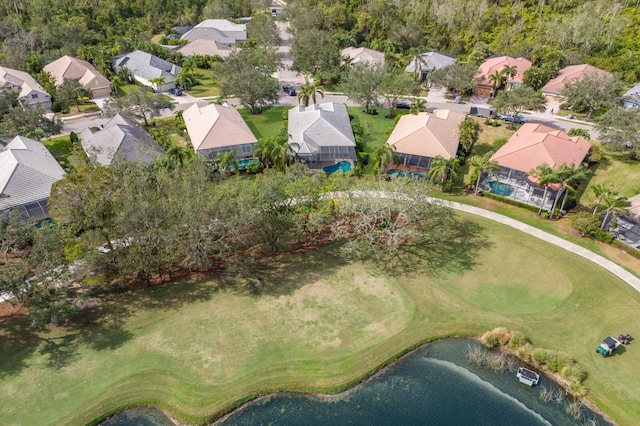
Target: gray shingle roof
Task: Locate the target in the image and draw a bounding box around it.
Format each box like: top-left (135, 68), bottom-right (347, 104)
top-left (287, 103), bottom-right (356, 155)
top-left (0, 136), bottom-right (65, 212)
top-left (80, 114), bottom-right (165, 166)
top-left (112, 50), bottom-right (181, 83)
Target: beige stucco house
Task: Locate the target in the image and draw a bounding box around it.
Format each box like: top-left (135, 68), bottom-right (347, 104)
top-left (43, 55), bottom-right (111, 97)
top-left (0, 66), bottom-right (51, 110)
top-left (541, 64), bottom-right (613, 98)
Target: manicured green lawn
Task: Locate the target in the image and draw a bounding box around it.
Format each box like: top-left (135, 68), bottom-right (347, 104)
top-left (1, 213), bottom-right (639, 425)
top-left (57, 103), bottom-right (101, 117)
top-left (43, 135), bottom-right (74, 169)
top-left (186, 68), bottom-right (220, 98)
top-left (238, 106), bottom-right (288, 140)
top-left (348, 108), bottom-right (404, 153)
top-left (580, 147), bottom-right (640, 206)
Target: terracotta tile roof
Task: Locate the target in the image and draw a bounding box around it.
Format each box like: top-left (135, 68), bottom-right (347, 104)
top-left (490, 123), bottom-right (591, 173)
top-left (386, 110), bottom-right (466, 159)
top-left (542, 64), bottom-right (612, 96)
top-left (183, 102), bottom-right (257, 153)
top-left (476, 56), bottom-right (532, 86)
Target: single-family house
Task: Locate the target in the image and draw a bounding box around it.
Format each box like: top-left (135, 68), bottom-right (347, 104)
top-left (112, 50), bottom-right (181, 92)
top-left (341, 46), bottom-right (385, 67)
top-left (183, 102), bottom-right (257, 159)
top-left (541, 64), bottom-right (613, 98)
top-left (405, 51), bottom-right (456, 82)
top-left (622, 83), bottom-right (640, 109)
top-left (0, 136), bottom-right (65, 221)
top-left (0, 66), bottom-right (52, 110)
top-left (474, 56), bottom-right (532, 96)
top-left (287, 102), bottom-right (357, 166)
top-left (386, 109), bottom-right (466, 169)
top-left (79, 114), bottom-right (165, 166)
top-left (480, 123), bottom-right (591, 211)
top-left (178, 39), bottom-right (233, 58)
top-left (43, 55), bottom-right (111, 98)
top-left (180, 19), bottom-right (247, 45)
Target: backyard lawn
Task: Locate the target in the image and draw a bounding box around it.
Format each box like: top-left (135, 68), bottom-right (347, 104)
top-left (186, 68), bottom-right (221, 98)
top-left (42, 135), bottom-right (74, 169)
top-left (1, 213), bottom-right (639, 425)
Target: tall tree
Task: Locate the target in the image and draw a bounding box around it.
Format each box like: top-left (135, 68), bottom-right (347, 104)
top-left (591, 183), bottom-right (612, 216)
top-left (102, 87), bottom-right (174, 126)
top-left (290, 29), bottom-right (341, 82)
top-left (488, 70), bottom-right (506, 98)
top-left (214, 150), bottom-right (238, 175)
top-left (339, 62), bottom-right (385, 114)
top-left (561, 73), bottom-right (621, 120)
top-left (246, 10), bottom-right (282, 47)
top-left (492, 87), bottom-right (546, 129)
top-left (595, 106), bottom-right (640, 158)
top-left (596, 191), bottom-right (630, 230)
top-left (56, 79), bottom-right (92, 113)
top-left (550, 163), bottom-right (591, 218)
top-left (501, 64), bottom-right (518, 86)
top-left (0, 105), bottom-right (62, 139)
top-left (458, 117), bottom-right (482, 154)
top-left (428, 62), bottom-right (478, 96)
top-left (378, 70), bottom-right (420, 118)
top-left (372, 144), bottom-right (399, 175)
top-left (529, 164), bottom-right (559, 215)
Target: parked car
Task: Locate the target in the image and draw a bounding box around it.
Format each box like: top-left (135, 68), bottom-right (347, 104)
top-left (283, 85), bottom-right (297, 96)
top-left (499, 113), bottom-right (527, 124)
top-left (396, 101), bottom-right (411, 109)
top-left (169, 87), bottom-right (183, 96)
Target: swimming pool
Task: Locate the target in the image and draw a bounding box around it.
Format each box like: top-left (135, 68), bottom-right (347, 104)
top-left (387, 169), bottom-right (427, 179)
top-left (489, 181), bottom-right (513, 197)
top-left (229, 158), bottom-right (260, 171)
top-left (323, 161), bottom-right (352, 174)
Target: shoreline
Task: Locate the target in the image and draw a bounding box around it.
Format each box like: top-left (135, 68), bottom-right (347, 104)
top-left (96, 335), bottom-right (616, 426)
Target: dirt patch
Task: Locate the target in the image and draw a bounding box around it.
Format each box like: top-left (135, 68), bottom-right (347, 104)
top-left (0, 301), bottom-right (25, 322)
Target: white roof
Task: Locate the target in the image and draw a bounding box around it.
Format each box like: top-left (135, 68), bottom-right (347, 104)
top-left (79, 114), bottom-right (165, 165)
top-left (405, 52), bottom-right (456, 73)
top-left (287, 103), bottom-right (356, 155)
top-left (0, 66), bottom-right (51, 100)
top-left (180, 19), bottom-right (246, 44)
top-left (112, 50), bottom-right (181, 82)
top-left (341, 47), bottom-right (385, 66)
top-left (0, 136), bottom-right (65, 212)
top-left (183, 102), bottom-right (257, 153)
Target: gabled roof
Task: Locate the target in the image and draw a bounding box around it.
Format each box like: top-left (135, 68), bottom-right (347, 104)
top-left (287, 103), bottom-right (356, 155)
top-left (79, 114), bottom-right (165, 166)
top-left (476, 56), bottom-right (532, 86)
top-left (112, 50), bottom-right (181, 82)
top-left (624, 83), bottom-right (640, 98)
top-left (386, 110), bottom-right (466, 159)
top-left (178, 39), bottom-right (234, 58)
top-left (405, 51), bottom-right (456, 73)
top-left (490, 123), bottom-right (591, 173)
top-left (183, 102), bottom-right (257, 153)
top-left (341, 47), bottom-right (385, 66)
top-left (43, 55), bottom-right (109, 88)
top-left (0, 136), bottom-right (65, 212)
top-left (180, 19), bottom-right (246, 44)
top-left (0, 66), bottom-right (51, 100)
top-left (542, 64), bottom-right (612, 95)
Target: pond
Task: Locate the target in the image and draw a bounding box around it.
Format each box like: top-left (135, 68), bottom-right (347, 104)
top-left (102, 339), bottom-right (609, 426)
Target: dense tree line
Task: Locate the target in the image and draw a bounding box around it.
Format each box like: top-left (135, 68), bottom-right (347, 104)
top-left (1, 159), bottom-right (458, 328)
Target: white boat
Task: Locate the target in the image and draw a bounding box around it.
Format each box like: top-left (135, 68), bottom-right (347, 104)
top-left (517, 367), bottom-right (540, 386)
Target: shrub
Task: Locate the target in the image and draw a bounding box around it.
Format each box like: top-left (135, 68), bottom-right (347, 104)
top-left (246, 161), bottom-right (263, 174)
top-left (508, 330), bottom-right (528, 348)
top-left (492, 137), bottom-right (508, 150)
top-left (568, 128), bottom-right (590, 139)
top-left (69, 131), bottom-right (79, 144)
top-left (612, 240), bottom-right (640, 259)
top-left (540, 211), bottom-right (549, 219)
top-left (586, 144), bottom-right (603, 164)
top-left (51, 101), bottom-right (62, 113)
top-left (562, 364), bottom-right (588, 385)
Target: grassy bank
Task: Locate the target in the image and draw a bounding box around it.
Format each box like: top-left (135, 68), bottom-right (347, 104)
top-left (1, 212), bottom-right (639, 425)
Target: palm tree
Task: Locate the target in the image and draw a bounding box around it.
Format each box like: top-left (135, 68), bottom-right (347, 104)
top-left (429, 157), bottom-right (460, 185)
top-left (530, 164), bottom-right (558, 215)
top-left (110, 75), bottom-right (123, 97)
top-left (501, 65), bottom-right (518, 86)
top-left (148, 77), bottom-right (166, 92)
top-left (468, 151), bottom-right (499, 195)
top-left (410, 98), bottom-right (427, 115)
top-left (214, 151), bottom-right (238, 175)
top-left (297, 74), bottom-right (324, 107)
top-left (254, 137), bottom-right (277, 168)
top-left (591, 183), bottom-right (612, 216)
top-left (271, 138), bottom-right (298, 172)
top-left (488, 71), bottom-right (506, 98)
top-left (174, 70), bottom-right (195, 90)
top-left (163, 145), bottom-right (195, 168)
top-left (458, 118), bottom-right (483, 154)
top-left (181, 56), bottom-right (197, 74)
top-left (372, 144), bottom-right (400, 174)
top-left (550, 163), bottom-right (591, 218)
top-left (117, 66), bottom-right (132, 84)
top-left (598, 192), bottom-right (630, 230)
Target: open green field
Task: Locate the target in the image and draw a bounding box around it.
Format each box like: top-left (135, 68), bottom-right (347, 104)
top-left (187, 68), bottom-right (221, 98)
top-left (1, 213), bottom-right (639, 425)
top-left (580, 147), bottom-right (640, 207)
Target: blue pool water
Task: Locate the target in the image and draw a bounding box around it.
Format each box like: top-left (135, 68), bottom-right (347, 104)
top-left (103, 339), bottom-right (608, 426)
top-left (489, 181), bottom-right (513, 196)
top-left (229, 158), bottom-right (260, 172)
top-left (387, 169), bottom-right (427, 179)
top-left (322, 161), bottom-right (352, 174)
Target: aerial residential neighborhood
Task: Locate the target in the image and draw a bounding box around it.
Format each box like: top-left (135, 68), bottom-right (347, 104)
top-left (1, 1), bottom-right (640, 425)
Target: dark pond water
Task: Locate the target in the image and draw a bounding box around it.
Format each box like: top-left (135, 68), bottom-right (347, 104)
top-left (101, 339), bottom-right (610, 426)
